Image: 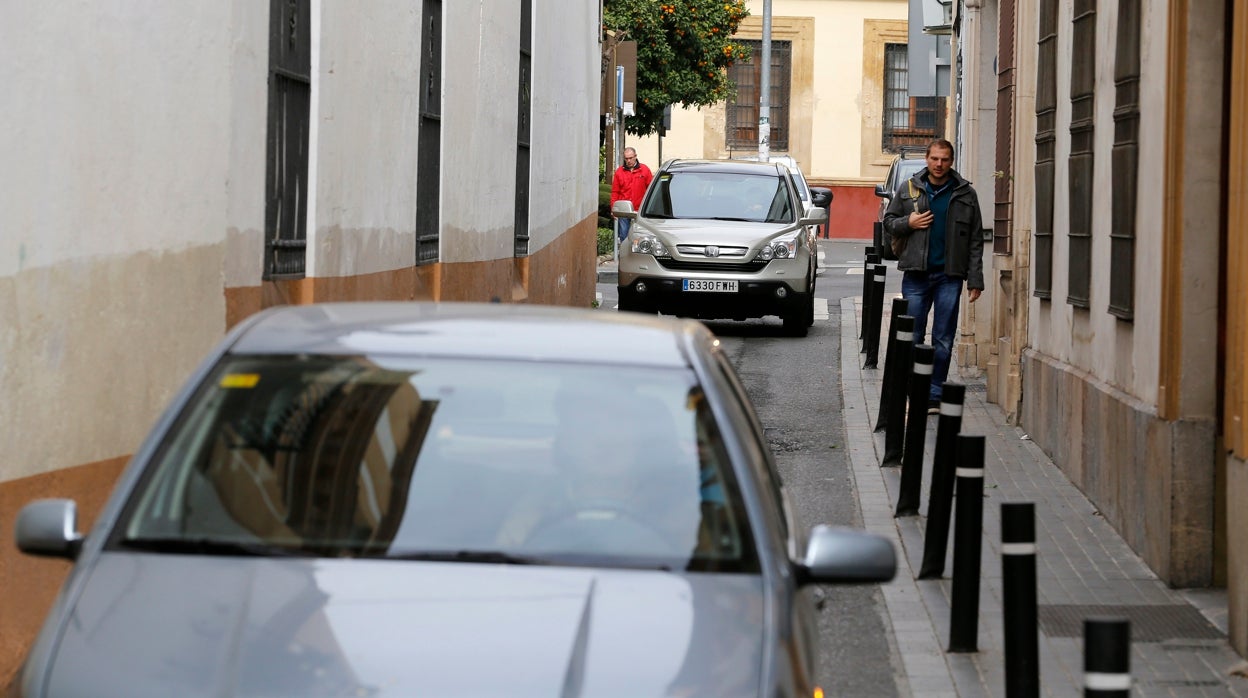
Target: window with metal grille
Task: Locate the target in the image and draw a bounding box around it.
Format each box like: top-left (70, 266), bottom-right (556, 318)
top-left (416, 0), bottom-right (443, 266)
top-left (263, 0), bottom-right (311, 279)
top-left (514, 1), bottom-right (531, 257)
top-left (882, 45), bottom-right (946, 152)
top-left (1033, 0), bottom-right (1058, 299)
top-left (883, 43), bottom-right (909, 151)
top-left (1109, 0), bottom-right (1140, 320)
top-left (725, 40), bottom-right (791, 152)
top-left (994, 0), bottom-right (1016, 255)
top-left (1067, 0), bottom-right (1096, 309)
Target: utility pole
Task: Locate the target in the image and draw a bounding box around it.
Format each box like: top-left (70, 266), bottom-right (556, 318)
top-left (758, 0), bottom-right (772, 162)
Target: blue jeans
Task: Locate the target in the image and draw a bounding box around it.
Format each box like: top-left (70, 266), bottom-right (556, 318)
top-left (617, 217), bottom-right (631, 242)
top-left (901, 270), bottom-right (963, 402)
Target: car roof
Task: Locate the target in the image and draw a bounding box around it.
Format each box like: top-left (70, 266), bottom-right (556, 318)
top-left (663, 158), bottom-right (786, 177)
top-left (228, 302), bottom-right (705, 369)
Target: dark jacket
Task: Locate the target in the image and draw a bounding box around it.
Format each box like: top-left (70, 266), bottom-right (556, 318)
top-left (882, 168), bottom-right (985, 290)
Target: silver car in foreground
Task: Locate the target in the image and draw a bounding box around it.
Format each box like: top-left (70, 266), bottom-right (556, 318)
top-left (14, 303), bottom-right (893, 697)
top-left (613, 159), bottom-right (826, 336)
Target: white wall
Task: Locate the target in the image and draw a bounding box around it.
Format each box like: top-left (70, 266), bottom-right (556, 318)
top-left (0, 2), bottom-right (259, 478)
top-left (311, 1), bottom-right (422, 277)
top-left (529, 1), bottom-right (601, 251)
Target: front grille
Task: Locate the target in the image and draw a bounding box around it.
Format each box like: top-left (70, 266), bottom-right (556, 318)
top-left (675, 245), bottom-right (749, 258)
top-left (657, 258), bottom-right (769, 273)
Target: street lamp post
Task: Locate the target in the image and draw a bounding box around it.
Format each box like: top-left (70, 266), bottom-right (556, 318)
top-left (758, 0), bottom-right (772, 162)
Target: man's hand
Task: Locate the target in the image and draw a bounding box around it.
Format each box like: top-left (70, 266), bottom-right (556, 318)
top-left (908, 210), bottom-right (934, 229)
top-left (968, 288), bottom-right (982, 303)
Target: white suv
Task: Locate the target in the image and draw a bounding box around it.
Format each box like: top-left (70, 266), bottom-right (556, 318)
top-left (611, 159), bottom-right (826, 336)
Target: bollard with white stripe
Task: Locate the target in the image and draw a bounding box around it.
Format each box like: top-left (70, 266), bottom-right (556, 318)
top-left (918, 382), bottom-right (966, 579)
top-left (860, 250), bottom-right (878, 344)
top-left (880, 315), bottom-right (914, 465)
top-left (875, 297), bottom-right (912, 433)
top-left (1084, 618), bottom-right (1131, 697)
top-left (1002, 502), bottom-right (1039, 697)
top-left (895, 344), bottom-right (934, 516)
top-left (948, 434), bottom-right (985, 653)
top-left (863, 264), bottom-right (888, 368)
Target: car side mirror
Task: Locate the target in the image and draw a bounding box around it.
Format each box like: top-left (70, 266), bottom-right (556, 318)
top-left (799, 207), bottom-right (828, 227)
top-left (796, 525), bottom-right (896, 585)
top-left (874, 184), bottom-right (890, 198)
top-left (16, 499), bottom-right (83, 560)
top-left (611, 200), bottom-right (637, 219)
top-left (809, 187), bottom-right (833, 208)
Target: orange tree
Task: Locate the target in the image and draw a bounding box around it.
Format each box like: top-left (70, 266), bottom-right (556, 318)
top-left (603, 0), bottom-right (751, 137)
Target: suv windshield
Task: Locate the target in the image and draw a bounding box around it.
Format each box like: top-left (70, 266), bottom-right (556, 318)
top-left (112, 355), bottom-right (758, 572)
top-left (642, 171), bottom-right (794, 224)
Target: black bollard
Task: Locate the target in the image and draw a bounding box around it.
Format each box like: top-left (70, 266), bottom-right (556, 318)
top-left (875, 297), bottom-right (911, 433)
top-left (895, 344), bottom-right (934, 516)
top-left (918, 382), bottom-right (967, 579)
top-left (948, 434), bottom-right (985, 653)
top-left (1002, 502), bottom-right (1039, 698)
top-left (860, 251), bottom-right (879, 345)
top-left (880, 315), bottom-right (914, 465)
top-left (1084, 618), bottom-right (1131, 696)
top-left (863, 264), bottom-right (887, 367)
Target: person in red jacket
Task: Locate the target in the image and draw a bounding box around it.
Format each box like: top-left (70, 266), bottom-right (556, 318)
top-left (610, 147), bottom-right (654, 242)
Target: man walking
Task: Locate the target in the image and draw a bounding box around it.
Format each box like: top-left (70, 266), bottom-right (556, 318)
top-left (610, 147), bottom-right (653, 242)
top-left (882, 138), bottom-right (985, 412)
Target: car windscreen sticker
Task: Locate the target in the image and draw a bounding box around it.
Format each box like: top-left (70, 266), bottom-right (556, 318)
top-left (219, 373), bottom-right (260, 389)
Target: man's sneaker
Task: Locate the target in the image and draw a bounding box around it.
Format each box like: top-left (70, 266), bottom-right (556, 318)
top-left (927, 400), bottom-right (940, 415)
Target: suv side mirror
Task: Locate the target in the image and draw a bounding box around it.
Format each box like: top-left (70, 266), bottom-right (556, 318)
top-left (874, 184), bottom-right (890, 198)
top-left (611, 200), bottom-right (637, 219)
top-left (800, 207), bottom-right (828, 227)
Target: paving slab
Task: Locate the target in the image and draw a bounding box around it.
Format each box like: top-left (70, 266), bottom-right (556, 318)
top-left (839, 295), bottom-right (1248, 697)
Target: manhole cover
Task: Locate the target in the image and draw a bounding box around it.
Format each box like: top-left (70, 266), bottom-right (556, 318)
top-left (1036, 604), bottom-right (1223, 642)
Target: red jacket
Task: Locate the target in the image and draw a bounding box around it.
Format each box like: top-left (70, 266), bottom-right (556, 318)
top-left (611, 162), bottom-right (654, 209)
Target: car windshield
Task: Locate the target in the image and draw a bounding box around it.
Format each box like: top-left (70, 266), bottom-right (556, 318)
top-left (641, 171), bottom-right (794, 223)
top-left (894, 158), bottom-right (926, 185)
top-left (112, 355), bottom-right (758, 573)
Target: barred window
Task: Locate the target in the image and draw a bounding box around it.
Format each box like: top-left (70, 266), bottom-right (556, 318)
top-left (416, 0), bottom-right (443, 266)
top-left (726, 40), bottom-right (791, 152)
top-left (883, 44), bottom-right (946, 152)
top-left (263, 0), bottom-right (311, 279)
top-left (1109, 0), bottom-right (1141, 320)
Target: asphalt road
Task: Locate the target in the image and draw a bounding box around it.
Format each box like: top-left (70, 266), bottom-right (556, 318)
top-left (596, 240), bottom-right (907, 694)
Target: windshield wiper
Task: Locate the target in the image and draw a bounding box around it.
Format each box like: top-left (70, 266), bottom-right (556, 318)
top-left (643, 212), bottom-right (675, 219)
top-left (706, 216), bottom-right (752, 222)
top-left (381, 549), bottom-right (554, 565)
top-left (116, 536), bottom-right (306, 557)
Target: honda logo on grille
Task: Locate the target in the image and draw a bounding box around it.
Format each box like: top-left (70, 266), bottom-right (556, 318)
top-left (704, 246), bottom-right (720, 258)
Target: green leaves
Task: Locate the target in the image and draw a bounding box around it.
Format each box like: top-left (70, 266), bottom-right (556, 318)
top-left (604, 0), bottom-right (751, 136)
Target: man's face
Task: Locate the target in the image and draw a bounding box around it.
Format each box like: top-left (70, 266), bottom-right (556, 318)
top-left (926, 146), bottom-right (953, 181)
top-left (624, 150), bottom-right (638, 167)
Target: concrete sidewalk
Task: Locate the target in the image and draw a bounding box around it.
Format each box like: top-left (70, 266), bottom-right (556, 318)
top-left (839, 295), bottom-right (1248, 697)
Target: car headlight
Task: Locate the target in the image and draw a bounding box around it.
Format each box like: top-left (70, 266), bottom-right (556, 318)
top-left (755, 234), bottom-right (799, 261)
top-left (630, 233), bottom-right (669, 257)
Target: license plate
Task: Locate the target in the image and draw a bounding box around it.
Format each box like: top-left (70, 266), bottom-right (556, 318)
top-left (682, 279), bottom-right (738, 293)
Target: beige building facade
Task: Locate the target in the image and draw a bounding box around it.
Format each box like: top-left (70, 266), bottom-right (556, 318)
top-left (625, 0), bottom-right (912, 239)
top-left (0, 0), bottom-right (601, 683)
top-left (953, 0), bottom-right (1248, 657)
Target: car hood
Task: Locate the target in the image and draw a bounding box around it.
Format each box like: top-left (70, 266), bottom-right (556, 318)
top-left (36, 554), bottom-right (766, 697)
top-left (637, 217), bottom-right (800, 247)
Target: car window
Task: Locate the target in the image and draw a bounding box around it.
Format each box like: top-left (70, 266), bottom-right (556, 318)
top-left (642, 171), bottom-right (794, 223)
top-left (111, 355), bottom-right (760, 573)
